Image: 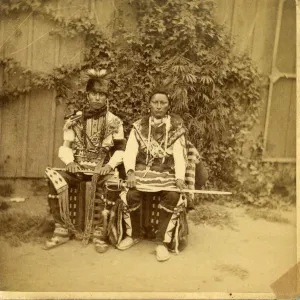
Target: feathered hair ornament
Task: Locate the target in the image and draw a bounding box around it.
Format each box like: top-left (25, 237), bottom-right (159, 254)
top-left (86, 68), bottom-right (107, 79)
top-left (81, 68), bottom-right (110, 93)
top-left (80, 68), bottom-right (108, 83)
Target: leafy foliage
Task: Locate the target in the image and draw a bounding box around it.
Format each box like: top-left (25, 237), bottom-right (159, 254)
top-left (234, 135), bottom-right (296, 208)
top-left (109, 0), bottom-right (262, 186)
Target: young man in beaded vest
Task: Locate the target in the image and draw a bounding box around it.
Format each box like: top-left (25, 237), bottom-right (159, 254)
top-left (117, 87), bottom-right (192, 262)
top-left (45, 69), bottom-right (126, 253)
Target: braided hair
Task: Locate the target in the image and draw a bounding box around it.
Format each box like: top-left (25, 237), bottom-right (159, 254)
top-left (82, 69), bottom-right (109, 151)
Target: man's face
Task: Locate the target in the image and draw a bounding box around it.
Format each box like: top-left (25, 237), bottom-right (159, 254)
top-left (87, 81), bottom-right (107, 110)
top-left (149, 93), bottom-right (169, 119)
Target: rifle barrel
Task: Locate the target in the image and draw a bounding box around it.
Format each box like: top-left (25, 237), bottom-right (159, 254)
top-left (136, 186), bottom-right (232, 195)
top-left (51, 168), bottom-right (232, 195)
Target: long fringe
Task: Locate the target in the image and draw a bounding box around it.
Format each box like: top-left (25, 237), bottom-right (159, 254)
top-left (82, 174), bottom-right (98, 246)
top-left (117, 206), bottom-right (123, 245)
top-left (58, 189), bottom-right (82, 239)
top-left (158, 203), bottom-right (176, 214)
top-left (174, 218), bottom-right (180, 255)
top-left (102, 208), bottom-right (109, 239)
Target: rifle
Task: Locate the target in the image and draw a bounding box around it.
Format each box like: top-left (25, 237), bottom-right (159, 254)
top-left (52, 168), bottom-right (232, 195)
top-left (134, 185), bottom-right (232, 195)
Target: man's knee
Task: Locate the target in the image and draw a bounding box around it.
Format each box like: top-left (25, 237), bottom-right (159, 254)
top-left (160, 191), bottom-right (180, 208)
top-left (126, 189), bottom-right (143, 206)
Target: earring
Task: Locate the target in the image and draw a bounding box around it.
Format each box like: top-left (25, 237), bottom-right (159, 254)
top-left (82, 94), bottom-right (88, 110)
top-left (106, 99), bottom-right (109, 112)
top-left (85, 92), bottom-right (90, 102)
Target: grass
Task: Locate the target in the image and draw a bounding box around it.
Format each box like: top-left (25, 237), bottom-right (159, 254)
top-left (214, 263), bottom-right (249, 280)
top-left (245, 207), bottom-right (290, 224)
top-left (0, 183), bottom-right (14, 197)
top-left (0, 199), bottom-right (10, 211)
top-left (189, 199), bottom-right (292, 229)
top-left (0, 194), bottom-right (291, 248)
top-left (0, 210), bottom-right (54, 246)
top-left (188, 202), bottom-right (236, 230)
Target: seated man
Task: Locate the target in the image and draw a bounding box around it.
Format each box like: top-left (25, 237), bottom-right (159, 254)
top-left (45, 69), bottom-right (126, 253)
top-left (117, 87), bottom-right (189, 262)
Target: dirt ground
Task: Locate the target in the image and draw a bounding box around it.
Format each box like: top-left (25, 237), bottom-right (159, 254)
top-left (0, 179), bottom-right (297, 293)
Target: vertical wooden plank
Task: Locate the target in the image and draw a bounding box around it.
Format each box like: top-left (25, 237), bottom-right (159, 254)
top-left (58, 0), bottom-right (86, 66)
top-left (215, 0), bottom-right (280, 153)
top-left (0, 14), bottom-right (32, 177)
top-left (1, 13), bottom-right (32, 66)
top-left (90, 0), bottom-right (98, 24)
top-left (250, 0), bottom-right (280, 150)
top-left (49, 0), bottom-right (90, 173)
top-left (0, 97), bottom-right (25, 177)
top-left (0, 13), bottom-right (34, 177)
top-left (249, 87), bottom-right (270, 142)
top-left (94, 0), bottom-right (116, 35)
top-left (214, 0), bottom-right (235, 30)
top-left (296, 0), bottom-right (300, 265)
top-left (270, 0), bottom-right (285, 71)
top-left (284, 79), bottom-right (296, 157)
top-left (31, 20), bottom-right (57, 72)
top-left (21, 101), bottom-right (30, 176)
top-left (14, 96), bottom-right (25, 177)
top-left (263, 0), bottom-right (296, 160)
top-left (262, 0), bottom-right (284, 157)
top-left (230, 0), bottom-right (261, 55)
top-left (26, 9), bottom-right (60, 176)
top-left (0, 17), bottom-right (5, 56)
top-left (0, 17), bottom-right (4, 171)
top-left (48, 75), bottom-right (59, 169)
top-left (251, 0), bottom-right (280, 75)
top-left (230, 0), bottom-right (236, 43)
top-left (58, 39), bottom-right (82, 66)
top-left (53, 0), bottom-right (88, 169)
top-left (248, 0), bottom-right (259, 55)
top-left (265, 79), bottom-right (293, 157)
top-left (27, 90), bottom-right (56, 176)
top-left (276, 0), bottom-right (296, 73)
top-left (21, 13), bottom-right (33, 177)
top-left (48, 0), bottom-right (61, 168)
top-left (53, 101), bottom-right (66, 169)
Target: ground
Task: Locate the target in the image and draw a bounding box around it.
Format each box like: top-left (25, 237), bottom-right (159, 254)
top-left (0, 179), bottom-right (297, 293)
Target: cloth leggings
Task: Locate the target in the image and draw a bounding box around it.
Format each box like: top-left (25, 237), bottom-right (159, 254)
top-left (126, 189), bottom-right (180, 244)
top-left (47, 171), bottom-right (118, 240)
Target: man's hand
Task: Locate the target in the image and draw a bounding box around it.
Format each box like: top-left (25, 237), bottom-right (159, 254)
top-left (127, 170), bottom-right (136, 188)
top-left (176, 179), bottom-right (186, 191)
top-left (66, 162), bottom-right (82, 173)
top-left (97, 164), bottom-right (113, 176)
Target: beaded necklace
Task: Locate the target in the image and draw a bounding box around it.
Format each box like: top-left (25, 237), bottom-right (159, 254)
top-left (145, 115), bottom-right (171, 165)
top-left (82, 109), bottom-right (107, 154)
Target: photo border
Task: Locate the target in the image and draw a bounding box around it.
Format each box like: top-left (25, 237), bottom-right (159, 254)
top-left (0, 1), bottom-right (299, 299)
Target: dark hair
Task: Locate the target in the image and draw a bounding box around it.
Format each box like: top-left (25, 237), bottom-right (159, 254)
top-left (149, 88), bottom-right (170, 103)
top-left (86, 78), bottom-right (109, 93)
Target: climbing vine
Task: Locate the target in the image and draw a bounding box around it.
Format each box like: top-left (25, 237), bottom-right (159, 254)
top-left (0, 0), bottom-right (295, 207)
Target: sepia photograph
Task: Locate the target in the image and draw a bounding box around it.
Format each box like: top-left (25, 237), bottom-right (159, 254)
top-left (0, 0), bottom-right (298, 299)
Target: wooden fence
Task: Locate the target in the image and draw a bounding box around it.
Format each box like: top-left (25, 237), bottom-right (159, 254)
top-left (215, 0), bottom-right (296, 162)
top-left (0, 0), bottom-right (296, 178)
